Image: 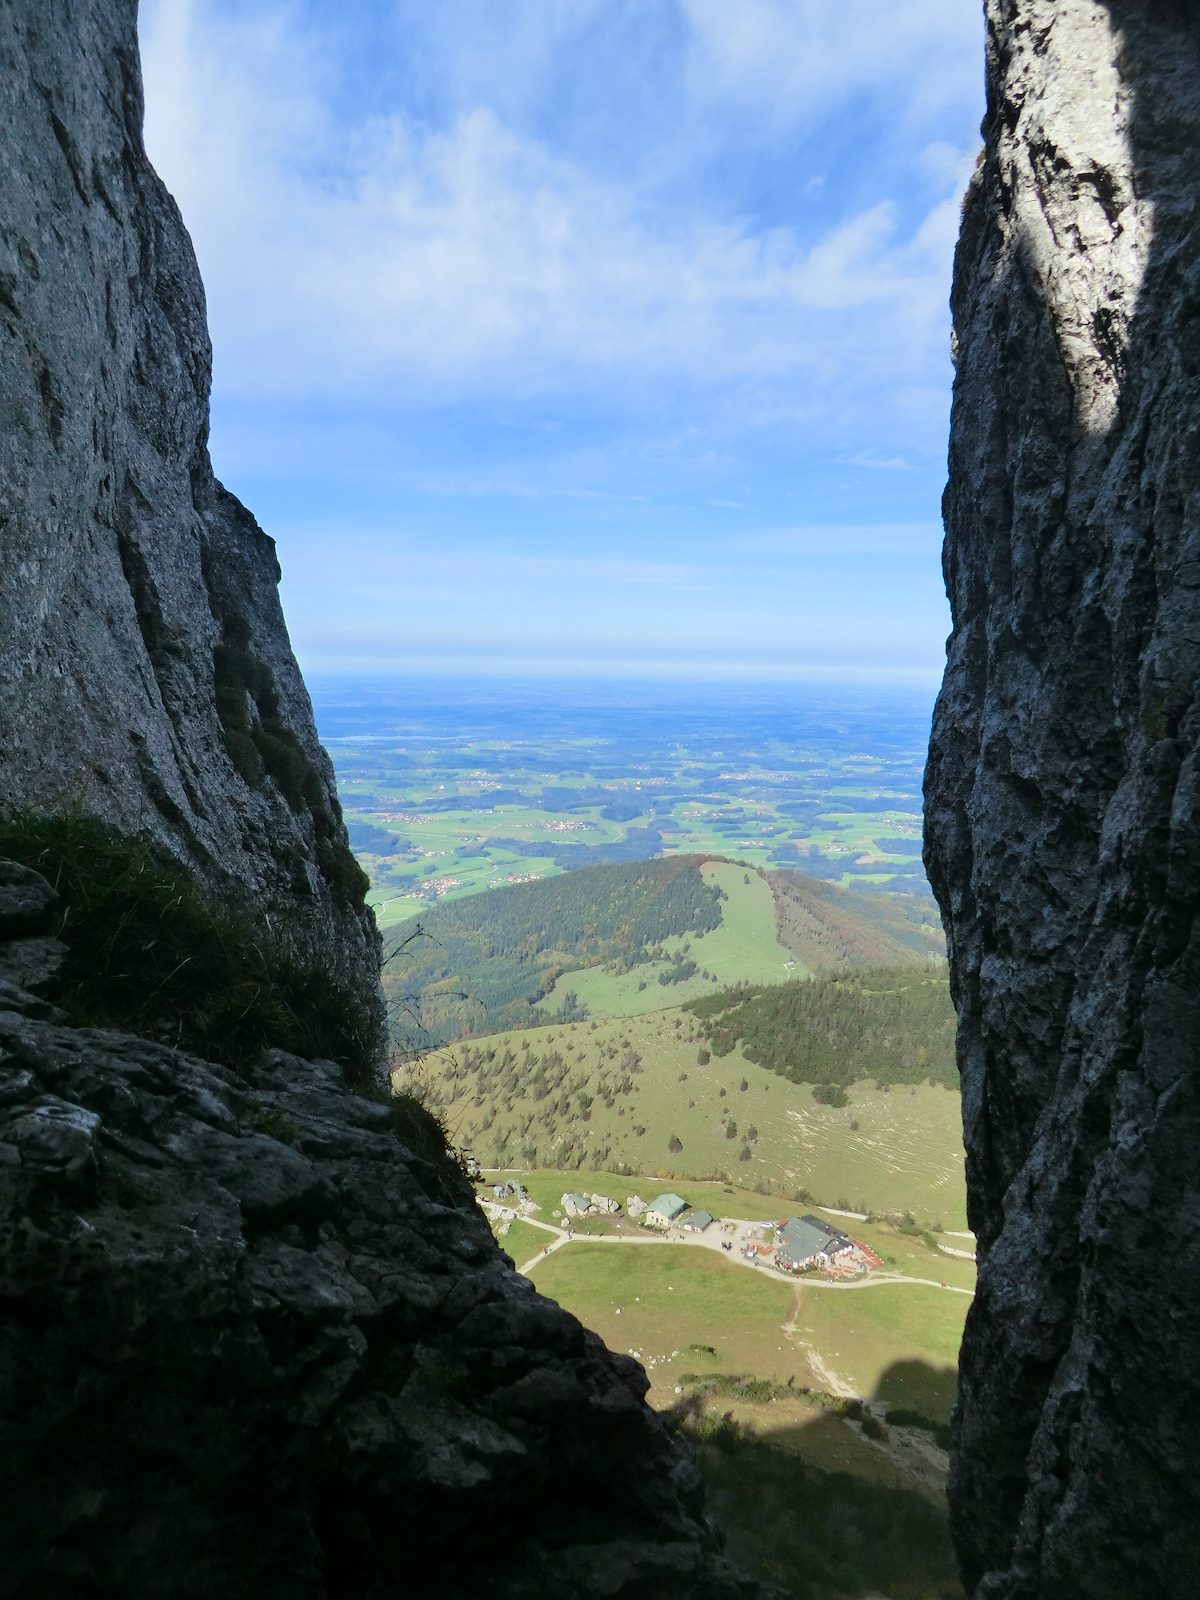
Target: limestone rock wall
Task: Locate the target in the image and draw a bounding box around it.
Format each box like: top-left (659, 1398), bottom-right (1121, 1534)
top-left (925, 2), bottom-right (1200, 1594)
top-left (0, 0), bottom-right (377, 1014)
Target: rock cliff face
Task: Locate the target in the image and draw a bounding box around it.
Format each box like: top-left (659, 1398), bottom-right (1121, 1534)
top-left (0, 0), bottom-right (376, 1013)
top-left (925, 2), bottom-right (1200, 1595)
top-left (0, 3), bottom-right (763, 1594)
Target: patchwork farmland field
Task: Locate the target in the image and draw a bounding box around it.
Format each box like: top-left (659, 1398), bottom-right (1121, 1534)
top-left (311, 676), bottom-right (938, 921)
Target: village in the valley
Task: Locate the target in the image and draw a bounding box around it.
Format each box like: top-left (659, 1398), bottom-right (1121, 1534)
top-left (478, 1178), bottom-right (964, 1289)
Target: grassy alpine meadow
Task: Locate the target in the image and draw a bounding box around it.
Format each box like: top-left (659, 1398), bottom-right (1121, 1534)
top-left (543, 860), bottom-right (800, 1015)
top-left (787, 1282), bottom-right (963, 1422)
top-left (487, 1216), bottom-right (553, 1269)
top-left (527, 1244), bottom-right (805, 1394)
top-left (525, 1240), bottom-right (965, 1423)
top-left (423, 1002), bottom-right (968, 1228)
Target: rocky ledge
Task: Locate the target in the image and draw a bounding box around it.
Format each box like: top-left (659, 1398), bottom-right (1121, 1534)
top-left (0, 862), bottom-right (759, 1599)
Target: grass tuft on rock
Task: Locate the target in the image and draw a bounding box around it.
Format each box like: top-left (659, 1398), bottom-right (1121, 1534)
top-left (0, 811), bottom-right (378, 1077)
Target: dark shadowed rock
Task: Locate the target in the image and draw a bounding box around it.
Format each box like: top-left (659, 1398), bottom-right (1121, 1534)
top-left (925, 2), bottom-right (1200, 1595)
top-left (0, 886), bottom-right (761, 1598)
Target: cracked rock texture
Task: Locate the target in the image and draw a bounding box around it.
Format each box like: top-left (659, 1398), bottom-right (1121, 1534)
top-left (0, 875), bottom-right (757, 1599)
top-left (925, 2), bottom-right (1200, 1596)
top-left (0, 0), bottom-right (377, 1012)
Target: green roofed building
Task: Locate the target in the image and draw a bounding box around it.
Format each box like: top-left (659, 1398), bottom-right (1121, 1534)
top-left (681, 1210), bottom-right (714, 1232)
top-left (774, 1217), bottom-right (832, 1271)
top-left (644, 1193), bottom-right (688, 1229)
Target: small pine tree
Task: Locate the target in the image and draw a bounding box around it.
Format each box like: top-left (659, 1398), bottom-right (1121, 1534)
top-left (668, 1133), bottom-right (683, 1154)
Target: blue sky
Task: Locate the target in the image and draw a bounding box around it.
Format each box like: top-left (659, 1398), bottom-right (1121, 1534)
top-left (138, 1), bottom-right (984, 682)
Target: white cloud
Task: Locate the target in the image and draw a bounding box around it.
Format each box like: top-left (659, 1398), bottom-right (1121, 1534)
top-left (680, 0), bottom-right (982, 124)
top-left (138, 0), bottom-right (970, 439)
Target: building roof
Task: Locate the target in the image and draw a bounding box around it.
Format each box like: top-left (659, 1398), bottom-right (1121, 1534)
top-left (683, 1210), bottom-right (714, 1230)
top-left (648, 1193), bottom-right (688, 1220)
top-left (777, 1217), bottom-right (833, 1263)
top-left (792, 1214), bottom-right (855, 1252)
top-left (564, 1193), bottom-right (592, 1208)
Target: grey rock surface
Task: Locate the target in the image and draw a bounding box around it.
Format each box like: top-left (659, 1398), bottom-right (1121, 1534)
top-left (0, 874), bottom-right (759, 1599)
top-left (925, 2), bottom-right (1200, 1595)
top-left (0, 0), bottom-right (378, 1019)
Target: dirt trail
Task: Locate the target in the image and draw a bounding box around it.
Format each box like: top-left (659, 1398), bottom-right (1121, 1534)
top-left (780, 1285), bottom-right (856, 1397)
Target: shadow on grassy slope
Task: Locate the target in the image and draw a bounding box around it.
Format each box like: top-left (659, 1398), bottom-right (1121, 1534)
top-left (673, 1359), bottom-right (962, 1599)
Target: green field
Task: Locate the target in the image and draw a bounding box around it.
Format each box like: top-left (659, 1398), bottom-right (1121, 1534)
top-left (529, 1243), bottom-right (805, 1392)
top-left (791, 1283), bottom-right (962, 1420)
top-left (425, 1003), bottom-right (967, 1227)
top-left (527, 1241), bottom-right (963, 1422)
top-left (318, 686), bottom-right (938, 917)
top-left (546, 861), bottom-right (799, 1014)
top-left (487, 1216), bottom-right (552, 1269)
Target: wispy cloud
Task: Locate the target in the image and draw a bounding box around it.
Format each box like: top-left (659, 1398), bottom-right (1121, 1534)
top-left (680, 0), bottom-right (981, 125)
top-left (136, 1), bottom-right (975, 679)
top-left (726, 522), bottom-right (942, 556)
top-left (139, 1), bottom-right (973, 433)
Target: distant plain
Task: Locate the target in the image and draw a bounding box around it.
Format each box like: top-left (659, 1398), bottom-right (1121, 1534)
top-left (311, 677), bottom-right (934, 924)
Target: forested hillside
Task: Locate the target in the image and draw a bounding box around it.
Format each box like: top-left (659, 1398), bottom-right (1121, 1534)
top-left (418, 975), bottom-right (964, 1217)
top-left (384, 855), bottom-right (723, 1045)
top-left (768, 872), bottom-right (944, 968)
top-left (384, 854), bottom-right (947, 1048)
top-left (685, 967), bottom-right (957, 1098)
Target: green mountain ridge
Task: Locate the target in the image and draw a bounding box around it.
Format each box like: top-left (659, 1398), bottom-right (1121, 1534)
top-left (417, 982), bottom-right (965, 1224)
top-left (685, 966), bottom-right (958, 1097)
top-left (383, 853), bottom-right (945, 1049)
